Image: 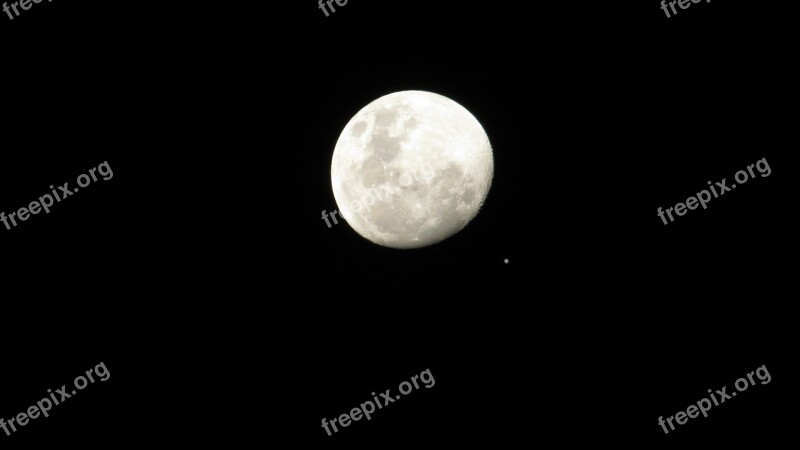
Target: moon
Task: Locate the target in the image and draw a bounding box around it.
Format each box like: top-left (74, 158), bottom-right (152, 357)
top-left (330, 90), bottom-right (494, 249)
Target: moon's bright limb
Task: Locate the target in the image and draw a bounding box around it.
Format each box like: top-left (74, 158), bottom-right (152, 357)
top-left (331, 90), bottom-right (494, 249)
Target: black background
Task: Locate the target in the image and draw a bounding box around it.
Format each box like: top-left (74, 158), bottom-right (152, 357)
top-left (0, 0), bottom-right (795, 447)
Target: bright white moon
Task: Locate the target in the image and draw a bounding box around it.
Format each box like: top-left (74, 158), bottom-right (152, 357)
top-left (331, 90), bottom-right (494, 249)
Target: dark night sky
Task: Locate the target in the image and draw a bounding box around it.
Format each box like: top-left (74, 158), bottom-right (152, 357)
top-left (0, 0), bottom-right (795, 447)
